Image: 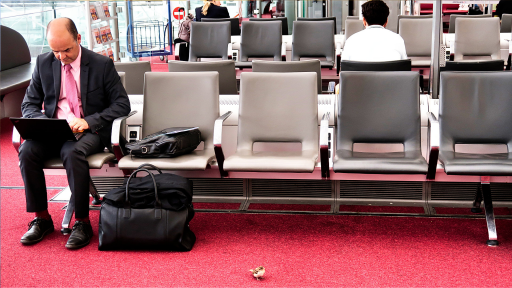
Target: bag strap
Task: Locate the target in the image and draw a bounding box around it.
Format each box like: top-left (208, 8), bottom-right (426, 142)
top-left (135, 163), bottom-right (163, 174)
top-left (124, 168), bottom-right (162, 219)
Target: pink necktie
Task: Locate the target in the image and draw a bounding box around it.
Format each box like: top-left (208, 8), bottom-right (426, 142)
top-left (64, 64), bottom-right (81, 119)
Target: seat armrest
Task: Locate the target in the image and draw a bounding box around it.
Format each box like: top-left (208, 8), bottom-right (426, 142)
top-left (320, 112), bottom-right (330, 178)
top-left (427, 112), bottom-right (440, 180)
top-left (213, 111), bottom-right (232, 177)
top-left (111, 111), bottom-right (137, 161)
top-left (12, 126), bottom-right (21, 153)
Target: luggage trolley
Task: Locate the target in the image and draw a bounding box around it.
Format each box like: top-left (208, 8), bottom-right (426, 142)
top-left (126, 0), bottom-right (173, 61)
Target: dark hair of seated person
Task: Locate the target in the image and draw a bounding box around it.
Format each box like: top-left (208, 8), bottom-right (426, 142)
top-left (362, 0), bottom-right (389, 26)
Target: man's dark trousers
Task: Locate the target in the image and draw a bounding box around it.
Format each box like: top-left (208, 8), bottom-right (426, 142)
top-left (19, 132), bottom-right (104, 218)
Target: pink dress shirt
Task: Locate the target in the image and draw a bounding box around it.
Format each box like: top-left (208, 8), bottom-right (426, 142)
top-left (56, 47), bottom-right (84, 121)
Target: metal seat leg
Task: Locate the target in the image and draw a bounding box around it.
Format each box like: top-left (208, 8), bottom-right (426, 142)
top-left (471, 184), bottom-right (483, 213)
top-left (61, 192), bottom-right (75, 235)
top-left (89, 179), bottom-right (102, 205)
top-left (481, 176), bottom-right (498, 246)
top-left (61, 178), bottom-right (101, 234)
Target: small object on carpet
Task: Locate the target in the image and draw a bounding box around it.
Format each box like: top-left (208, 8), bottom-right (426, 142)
top-left (250, 266), bottom-right (265, 280)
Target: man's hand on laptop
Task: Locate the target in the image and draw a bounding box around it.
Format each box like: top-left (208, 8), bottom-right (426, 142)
top-left (68, 118), bottom-right (89, 133)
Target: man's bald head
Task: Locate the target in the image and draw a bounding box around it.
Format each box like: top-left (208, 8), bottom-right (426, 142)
top-left (47, 18), bottom-right (78, 42)
top-left (47, 18), bottom-right (81, 65)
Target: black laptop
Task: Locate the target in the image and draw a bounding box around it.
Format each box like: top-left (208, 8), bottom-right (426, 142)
top-left (10, 118), bottom-right (83, 143)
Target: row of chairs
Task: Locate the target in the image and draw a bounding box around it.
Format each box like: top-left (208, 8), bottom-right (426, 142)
top-left (111, 70), bottom-right (510, 246)
top-left (182, 16), bottom-right (511, 75)
top-left (15, 65), bottom-right (512, 244)
top-left (188, 20), bottom-right (335, 69)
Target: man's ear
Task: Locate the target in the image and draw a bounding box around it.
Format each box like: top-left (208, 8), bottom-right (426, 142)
top-left (363, 17), bottom-right (368, 27)
top-left (383, 20), bottom-right (388, 28)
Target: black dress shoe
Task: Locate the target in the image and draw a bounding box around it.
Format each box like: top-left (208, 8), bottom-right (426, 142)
top-left (20, 217), bottom-right (54, 245)
top-left (65, 221), bottom-right (93, 249)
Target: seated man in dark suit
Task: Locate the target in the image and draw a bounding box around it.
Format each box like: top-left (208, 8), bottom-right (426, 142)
top-left (19, 18), bottom-right (130, 249)
top-left (195, 0), bottom-right (230, 22)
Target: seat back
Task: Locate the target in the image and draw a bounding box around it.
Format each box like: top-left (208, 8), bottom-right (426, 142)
top-left (337, 71), bottom-right (421, 152)
top-left (189, 22), bottom-right (230, 61)
top-left (439, 72), bottom-right (512, 150)
top-left (339, 59), bottom-right (411, 72)
top-left (297, 17), bottom-right (337, 34)
top-left (454, 18), bottom-right (500, 61)
top-left (292, 21), bottom-right (335, 62)
top-left (448, 14), bottom-right (491, 33)
top-left (117, 72), bottom-right (126, 88)
top-left (168, 60), bottom-right (237, 95)
top-left (143, 72), bottom-right (219, 149)
top-left (398, 16), bottom-right (432, 57)
top-left (1, 25), bottom-right (31, 71)
top-left (344, 19), bottom-right (364, 41)
top-left (239, 21), bottom-right (282, 62)
top-left (441, 60), bottom-right (504, 71)
top-left (249, 17), bottom-right (288, 35)
top-left (201, 17), bottom-right (240, 36)
top-left (501, 14), bottom-right (512, 33)
top-left (237, 72), bottom-right (318, 152)
top-left (252, 59), bottom-right (322, 94)
top-left (113, 61), bottom-right (151, 94)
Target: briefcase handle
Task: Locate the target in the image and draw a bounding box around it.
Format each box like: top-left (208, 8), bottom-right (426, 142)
top-left (135, 163), bottom-right (163, 175)
top-left (125, 168), bottom-right (160, 206)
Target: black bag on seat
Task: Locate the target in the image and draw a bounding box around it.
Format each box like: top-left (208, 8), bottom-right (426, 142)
top-left (125, 127), bottom-right (201, 158)
top-left (98, 164), bottom-right (196, 251)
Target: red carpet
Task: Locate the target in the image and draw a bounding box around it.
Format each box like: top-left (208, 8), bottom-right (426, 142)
top-left (2, 187), bottom-right (512, 287)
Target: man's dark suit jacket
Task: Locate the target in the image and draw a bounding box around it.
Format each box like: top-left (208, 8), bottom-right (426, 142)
top-left (21, 46), bottom-right (131, 151)
top-left (195, 5), bottom-right (230, 22)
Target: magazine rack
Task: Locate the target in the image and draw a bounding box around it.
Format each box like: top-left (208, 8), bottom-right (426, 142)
top-left (85, 0), bottom-right (120, 61)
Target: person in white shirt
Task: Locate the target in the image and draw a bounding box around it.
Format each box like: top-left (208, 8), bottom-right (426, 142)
top-left (341, 0), bottom-right (407, 62)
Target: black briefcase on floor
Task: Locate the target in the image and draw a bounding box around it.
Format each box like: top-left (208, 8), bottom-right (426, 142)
top-left (98, 164), bottom-right (196, 251)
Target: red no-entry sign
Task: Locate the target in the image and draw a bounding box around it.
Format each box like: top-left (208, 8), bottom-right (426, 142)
top-left (173, 7), bottom-right (185, 20)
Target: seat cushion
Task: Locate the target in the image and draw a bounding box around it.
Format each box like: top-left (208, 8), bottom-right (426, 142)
top-left (333, 150), bottom-right (428, 174)
top-left (118, 149), bottom-right (215, 170)
top-left (235, 61), bottom-right (253, 68)
top-left (223, 150), bottom-right (318, 172)
top-left (320, 60), bottom-right (335, 68)
top-left (439, 150), bottom-right (512, 176)
top-left (44, 152), bottom-right (116, 169)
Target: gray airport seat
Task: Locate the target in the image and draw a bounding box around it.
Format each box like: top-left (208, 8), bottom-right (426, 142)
top-left (201, 17), bottom-right (240, 36)
top-left (168, 60), bottom-right (238, 95)
top-left (438, 71), bottom-right (512, 246)
top-left (448, 14), bottom-right (491, 33)
top-left (236, 21), bottom-right (282, 68)
top-left (249, 17), bottom-right (288, 35)
top-left (344, 19), bottom-right (364, 42)
top-left (252, 59), bottom-right (322, 94)
top-left (333, 71), bottom-right (429, 175)
top-left (501, 14), bottom-right (512, 33)
top-left (297, 17), bottom-right (337, 34)
top-left (223, 72), bottom-right (320, 173)
top-left (398, 16), bottom-right (432, 67)
top-left (454, 18), bottom-right (501, 61)
top-left (118, 72), bottom-right (229, 175)
top-left (292, 21), bottom-right (335, 69)
top-left (113, 61), bottom-right (151, 94)
top-left (189, 22), bottom-right (230, 62)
